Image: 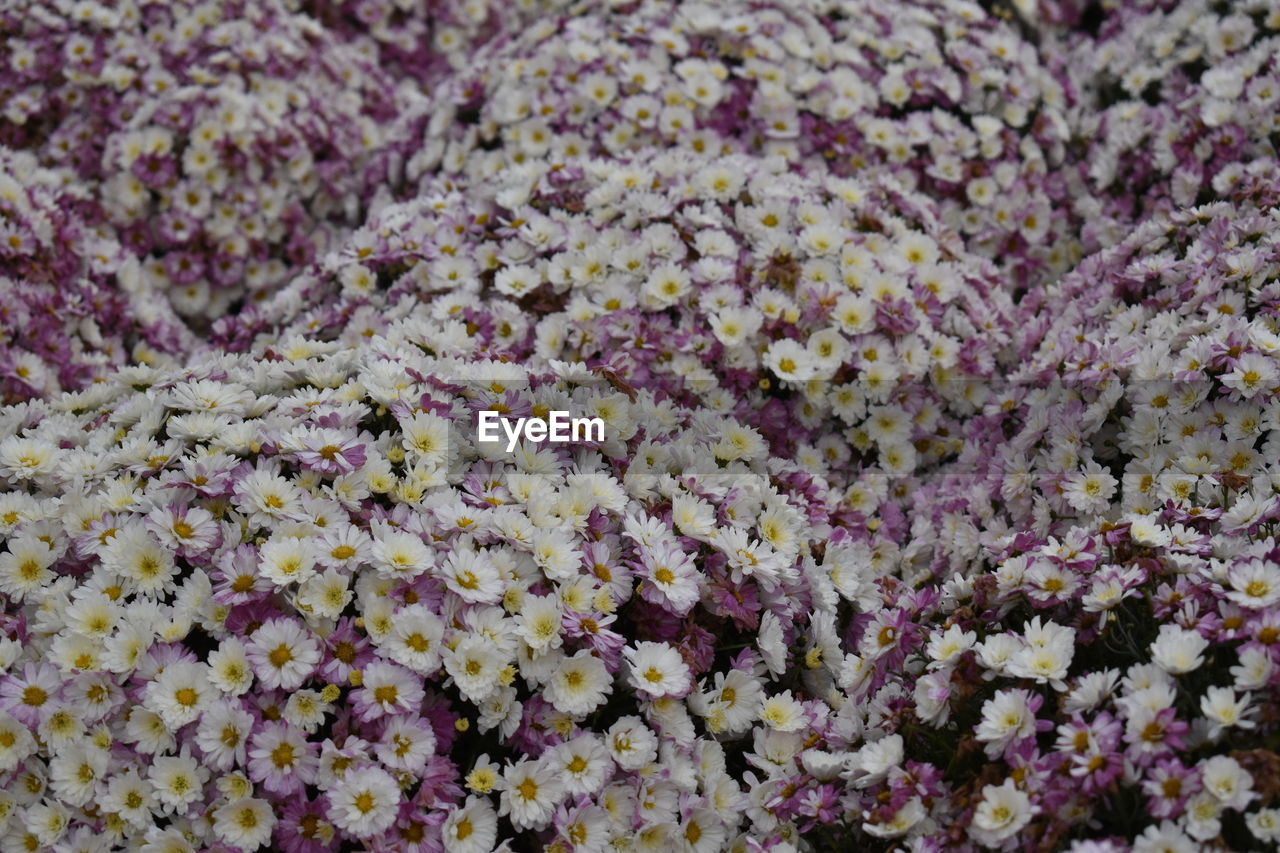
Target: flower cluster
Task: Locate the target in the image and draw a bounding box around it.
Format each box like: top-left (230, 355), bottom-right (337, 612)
top-left (1052, 0), bottom-right (1280, 251)
top-left (0, 327), bottom-right (865, 851)
top-left (0, 0), bottom-right (403, 317)
top-left (395, 0), bottom-right (1079, 290)
top-left (216, 143), bottom-right (1021, 497)
top-left (0, 147), bottom-right (193, 403)
top-left (3, 0), bottom-right (1280, 850)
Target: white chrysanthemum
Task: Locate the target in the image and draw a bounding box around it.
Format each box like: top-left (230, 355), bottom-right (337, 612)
top-left (148, 752), bottom-right (209, 812)
top-left (1150, 624), bottom-right (1209, 675)
top-left (207, 637), bottom-right (254, 695)
top-left (144, 660), bottom-right (213, 730)
top-left (439, 548), bottom-right (504, 604)
top-left (969, 779), bottom-right (1036, 847)
top-left (544, 650), bottom-right (611, 717)
top-left (212, 798), bottom-right (276, 851)
top-left (384, 603), bottom-right (446, 674)
top-left (444, 634), bottom-right (506, 703)
top-left (399, 411), bottom-right (453, 466)
top-left (0, 711), bottom-right (36, 774)
top-left (0, 435), bottom-right (60, 480)
top-left (370, 529), bottom-right (433, 580)
top-left (515, 594), bottom-right (563, 653)
top-left (245, 618), bottom-right (320, 690)
top-left (296, 568), bottom-right (353, 619)
top-left (606, 716), bottom-right (659, 771)
top-left (625, 642), bottom-right (691, 699)
top-left (327, 765), bottom-right (402, 838)
top-left (442, 796), bottom-right (499, 853)
top-left (759, 690), bottom-right (806, 733)
top-left (0, 535), bottom-right (57, 601)
top-left (258, 536), bottom-right (317, 586)
top-left (498, 759), bottom-right (563, 832)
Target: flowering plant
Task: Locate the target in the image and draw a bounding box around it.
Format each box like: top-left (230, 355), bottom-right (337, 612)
top-left (2, 1), bottom-right (1280, 851)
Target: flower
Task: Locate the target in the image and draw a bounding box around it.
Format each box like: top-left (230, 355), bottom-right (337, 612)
top-left (246, 618), bottom-right (321, 691)
top-left (624, 642), bottom-right (692, 699)
top-left (213, 798), bottom-right (276, 851)
top-left (970, 779), bottom-right (1037, 847)
top-left (327, 765), bottom-right (402, 838)
top-left (498, 759), bottom-right (564, 832)
top-left (544, 650), bottom-right (611, 717)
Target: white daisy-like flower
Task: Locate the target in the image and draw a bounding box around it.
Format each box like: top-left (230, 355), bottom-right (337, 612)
top-left (544, 650), bottom-right (611, 717)
top-left (969, 779), bottom-right (1036, 847)
top-left (442, 796), bottom-right (499, 853)
top-left (758, 690), bottom-right (806, 732)
top-left (257, 536), bottom-right (318, 587)
top-left (624, 642), bottom-right (691, 699)
top-left (245, 617), bottom-right (320, 690)
top-left (370, 528), bottom-right (434, 580)
top-left (148, 751), bottom-right (209, 812)
top-left (144, 660), bottom-right (212, 730)
top-left (212, 797), bottom-right (276, 851)
top-left (444, 634), bottom-right (506, 703)
top-left (384, 603), bottom-right (446, 674)
top-left (498, 759), bottom-right (564, 832)
top-left (605, 716), bottom-right (659, 771)
top-left (207, 637), bottom-right (254, 695)
top-left (327, 765), bottom-right (402, 838)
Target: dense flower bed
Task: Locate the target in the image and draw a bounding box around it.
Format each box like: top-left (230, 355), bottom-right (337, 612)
top-left (2, 1), bottom-right (1280, 851)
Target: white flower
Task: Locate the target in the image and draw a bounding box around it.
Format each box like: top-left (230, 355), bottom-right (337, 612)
top-left (758, 690), bottom-right (806, 732)
top-left (1061, 461), bottom-right (1118, 515)
top-left (1226, 559), bottom-right (1280, 609)
top-left (1008, 617), bottom-right (1075, 689)
top-left (148, 752), bottom-right (209, 812)
top-left (207, 637), bottom-right (254, 696)
top-left (1127, 513), bottom-right (1171, 546)
top-left (975, 689), bottom-right (1039, 758)
top-left (1231, 646), bottom-right (1273, 691)
top-left (327, 765), bottom-right (402, 838)
top-left (1221, 352), bottom-right (1278, 398)
top-left (927, 624), bottom-right (976, 668)
top-left (0, 711), bottom-right (35, 774)
top-left (498, 759), bottom-right (563, 831)
top-left (258, 536), bottom-right (317, 586)
top-left (544, 650), bottom-right (611, 717)
top-left (442, 796), bottom-right (499, 853)
top-left (969, 779), bottom-right (1036, 847)
top-left (514, 594), bottom-right (563, 653)
top-left (370, 529), bottom-right (434, 580)
top-left (1131, 820), bottom-right (1197, 853)
top-left (1201, 686), bottom-right (1255, 738)
top-left (606, 716), bottom-right (659, 771)
top-left (624, 642), bottom-right (691, 698)
top-left (1150, 624), bottom-right (1209, 674)
top-left (439, 548), bottom-right (504, 604)
top-left (399, 411), bottom-right (453, 466)
top-left (1199, 755), bottom-right (1256, 811)
top-left (862, 796), bottom-right (926, 839)
top-left (0, 435), bottom-right (60, 480)
top-left (845, 734), bottom-right (903, 788)
top-left (212, 798), bottom-right (275, 851)
top-left (763, 339), bottom-right (818, 382)
top-left (245, 617), bottom-right (320, 690)
top-left (549, 734), bottom-right (612, 796)
top-left (384, 603), bottom-right (446, 674)
top-left (297, 568), bottom-right (354, 619)
top-left (144, 660), bottom-right (212, 730)
top-left (0, 535), bottom-right (57, 601)
top-left (1247, 807), bottom-right (1280, 843)
top-left (444, 634), bottom-right (506, 703)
